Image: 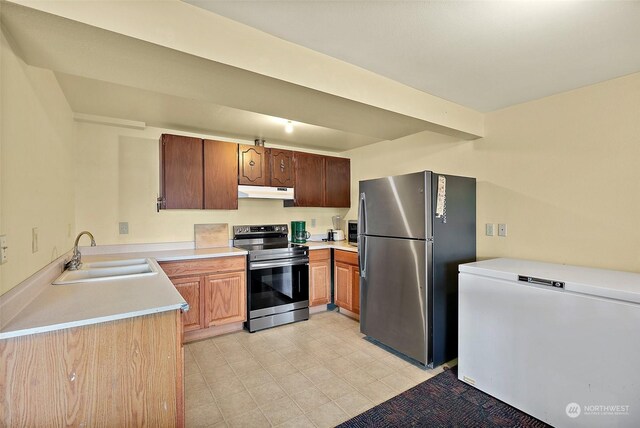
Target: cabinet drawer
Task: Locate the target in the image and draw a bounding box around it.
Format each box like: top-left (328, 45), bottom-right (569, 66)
top-left (335, 249), bottom-right (358, 265)
top-left (160, 256), bottom-right (246, 277)
top-left (309, 249), bottom-right (331, 261)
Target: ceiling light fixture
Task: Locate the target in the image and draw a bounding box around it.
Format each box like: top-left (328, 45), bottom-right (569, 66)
top-left (285, 121), bottom-right (293, 133)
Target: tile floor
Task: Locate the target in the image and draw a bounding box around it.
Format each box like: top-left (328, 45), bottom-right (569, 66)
top-left (185, 310), bottom-right (448, 428)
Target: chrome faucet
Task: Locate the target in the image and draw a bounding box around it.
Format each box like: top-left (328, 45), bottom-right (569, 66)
top-left (65, 231), bottom-right (96, 271)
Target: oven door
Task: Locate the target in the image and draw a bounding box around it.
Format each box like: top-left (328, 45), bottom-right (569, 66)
top-left (248, 257), bottom-right (309, 318)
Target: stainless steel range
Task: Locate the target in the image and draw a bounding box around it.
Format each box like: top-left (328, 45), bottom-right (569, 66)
top-left (233, 224), bottom-right (309, 332)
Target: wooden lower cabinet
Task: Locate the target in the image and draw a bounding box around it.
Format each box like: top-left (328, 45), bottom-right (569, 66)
top-left (204, 271), bottom-right (246, 326)
top-left (334, 250), bottom-right (360, 317)
top-left (0, 311), bottom-right (184, 427)
top-left (309, 249), bottom-right (331, 306)
top-left (159, 256), bottom-right (246, 342)
top-left (172, 275), bottom-right (203, 332)
top-left (351, 265), bottom-right (360, 314)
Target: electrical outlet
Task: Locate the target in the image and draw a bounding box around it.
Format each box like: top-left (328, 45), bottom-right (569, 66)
top-left (119, 222), bottom-right (129, 235)
top-left (498, 224), bottom-right (507, 237)
top-left (485, 223), bottom-right (495, 236)
top-left (310, 218), bottom-right (316, 228)
top-left (32, 227), bottom-right (39, 253)
top-left (0, 235), bottom-right (7, 264)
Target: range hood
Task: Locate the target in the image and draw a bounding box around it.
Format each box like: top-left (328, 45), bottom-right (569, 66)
top-left (238, 185), bottom-right (294, 200)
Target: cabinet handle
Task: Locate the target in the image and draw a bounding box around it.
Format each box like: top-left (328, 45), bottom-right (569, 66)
top-left (280, 159), bottom-right (285, 172)
top-left (249, 160), bottom-right (255, 167)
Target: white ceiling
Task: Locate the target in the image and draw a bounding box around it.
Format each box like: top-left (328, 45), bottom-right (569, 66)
top-left (185, 0), bottom-right (640, 112)
top-left (2, 2), bottom-right (455, 152)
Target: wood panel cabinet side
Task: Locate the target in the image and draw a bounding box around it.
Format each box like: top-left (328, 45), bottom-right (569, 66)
top-left (0, 311), bottom-right (180, 426)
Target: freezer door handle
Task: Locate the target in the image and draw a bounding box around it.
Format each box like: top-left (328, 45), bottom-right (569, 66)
top-left (359, 235), bottom-right (367, 279)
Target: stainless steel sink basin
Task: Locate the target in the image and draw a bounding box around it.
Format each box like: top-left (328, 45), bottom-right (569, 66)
top-left (53, 258), bottom-right (158, 285)
top-left (81, 258), bottom-right (149, 269)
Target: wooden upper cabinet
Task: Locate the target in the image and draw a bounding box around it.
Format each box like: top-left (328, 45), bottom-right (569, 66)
top-left (324, 156), bottom-right (351, 208)
top-left (290, 152), bottom-right (325, 207)
top-left (204, 140), bottom-right (238, 210)
top-left (160, 134), bottom-right (203, 209)
top-left (238, 145), bottom-right (267, 186)
top-left (270, 149), bottom-right (295, 187)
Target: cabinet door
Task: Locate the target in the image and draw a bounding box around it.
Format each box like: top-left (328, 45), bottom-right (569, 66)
top-left (238, 145), bottom-right (267, 186)
top-left (203, 271), bottom-right (246, 327)
top-left (334, 261), bottom-right (352, 310)
top-left (160, 134), bottom-right (203, 209)
top-left (324, 156), bottom-right (351, 208)
top-left (270, 149), bottom-right (295, 187)
top-left (171, 275), bottom-right (204, 332)
top-left (292, 152), bottom-right (325, 207)
top-left (351, 266), bottom-right (360, 315)
top-left (309, 259), bottom-right (331, 307)
top-left (204, 139), bottom-right (238, 209)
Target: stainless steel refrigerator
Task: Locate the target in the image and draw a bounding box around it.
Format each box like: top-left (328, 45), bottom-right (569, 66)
top-left (358, 171), bottom-right (476, 367)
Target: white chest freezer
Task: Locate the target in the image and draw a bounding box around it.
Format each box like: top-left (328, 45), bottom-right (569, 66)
top-left (458, 258), bottom-right (640, 427)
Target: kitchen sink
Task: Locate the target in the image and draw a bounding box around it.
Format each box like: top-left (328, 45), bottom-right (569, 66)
top-left (81, 258), bottom-right (149, 269)
top-left (53, 258), bottom-right (158, 285)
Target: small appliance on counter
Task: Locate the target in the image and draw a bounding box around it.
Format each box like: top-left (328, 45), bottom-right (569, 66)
top-left (329, 215), bottom-right (345, 241)
top-left (348, 220), bottom-right (358, 246)
top-left (290, 220), bottom-right (310, 244)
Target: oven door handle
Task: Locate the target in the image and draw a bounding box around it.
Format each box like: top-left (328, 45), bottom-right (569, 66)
top-left (250, 258), bottom-right (309, 270)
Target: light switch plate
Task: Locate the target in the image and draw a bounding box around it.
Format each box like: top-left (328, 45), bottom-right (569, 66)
top-left (498, 224), bottom-right (507, 237)
top-left (485, 223), bottom-right (495, 236)
top-left (32, 227), bottom-right (38, 253)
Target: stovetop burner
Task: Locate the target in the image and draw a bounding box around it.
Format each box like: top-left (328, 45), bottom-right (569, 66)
top-left (232, 224), bottom-right (308, 262)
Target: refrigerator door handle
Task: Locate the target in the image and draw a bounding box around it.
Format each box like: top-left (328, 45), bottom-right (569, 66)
top-left (358, 192), bottom-right (366, 236)
top-left (359, 235), bottom-right (366, 278)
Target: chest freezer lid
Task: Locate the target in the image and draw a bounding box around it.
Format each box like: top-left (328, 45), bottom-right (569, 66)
top-left (459, 258), bottom-right (640, 304)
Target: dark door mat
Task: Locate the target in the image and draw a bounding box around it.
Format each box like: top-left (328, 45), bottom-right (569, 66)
top-left (337, 366), bottom-right (551, 427)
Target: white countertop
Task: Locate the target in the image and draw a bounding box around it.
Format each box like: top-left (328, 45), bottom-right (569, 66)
top-left (0, 246), bottom-right (248, 339)
top-left (306, 241), bottom-right (358, 253)
top-left (1, 242), bottom-right (358, 340)
top-left (460, 258), bottom-right (640, 304)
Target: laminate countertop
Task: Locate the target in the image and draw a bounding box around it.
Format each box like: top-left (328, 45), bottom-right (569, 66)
top-left (306, 241), bottom-right (358, 253)
top-left (0, 246), bottom-right (248, 340)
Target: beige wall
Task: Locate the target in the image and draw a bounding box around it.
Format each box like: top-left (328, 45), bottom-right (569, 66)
top-left (74, 123), bottom-right (348, 245)
top-left (0, 26), bottom-right (75, 295)
top-left (345, 72), bottom-right (640, 272)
